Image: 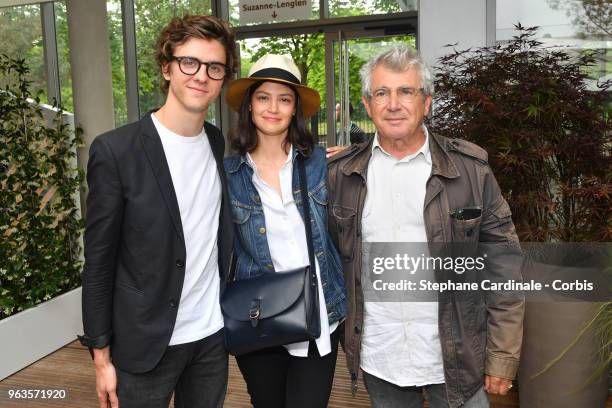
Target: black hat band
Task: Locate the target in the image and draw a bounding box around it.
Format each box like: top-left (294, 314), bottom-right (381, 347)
top-left (250, 68), bottom-right (300, 85)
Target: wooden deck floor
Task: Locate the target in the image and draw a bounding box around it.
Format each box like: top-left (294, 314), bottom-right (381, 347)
top-left (0, 341), bottom-right (525, 407)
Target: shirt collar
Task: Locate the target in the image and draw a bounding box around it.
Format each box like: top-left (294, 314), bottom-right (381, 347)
top-left (246, 144), bottom-right (294, 170)
top-left (372, 125), bottom-right (432, 165)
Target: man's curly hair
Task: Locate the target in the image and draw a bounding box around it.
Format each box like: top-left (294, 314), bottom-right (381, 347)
top-left (155, 15), bottom-right (238, 93)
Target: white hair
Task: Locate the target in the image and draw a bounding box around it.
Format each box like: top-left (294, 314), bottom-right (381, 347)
top-left (360, 44), bottom-right (434, 99)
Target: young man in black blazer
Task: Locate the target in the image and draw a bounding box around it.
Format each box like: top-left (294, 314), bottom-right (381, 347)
top-left (78, 15), bottom-right (237, 408)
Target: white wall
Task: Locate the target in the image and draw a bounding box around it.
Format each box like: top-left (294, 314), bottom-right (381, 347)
top-left (0, 288), bottom-right (83, 381)
top-left (418, 0), bottom-right (494, 70)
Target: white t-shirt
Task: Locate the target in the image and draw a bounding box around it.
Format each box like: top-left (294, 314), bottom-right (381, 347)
top-left (246, 146), bottom-right (337, 357)
top-left (152, 114), bottom-right (224, 346)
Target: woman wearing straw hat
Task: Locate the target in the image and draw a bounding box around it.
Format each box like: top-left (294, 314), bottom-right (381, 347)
top-left (223, 54), bottom-right (347, 408)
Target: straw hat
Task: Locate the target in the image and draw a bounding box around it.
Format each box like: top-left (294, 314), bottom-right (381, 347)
top-left (226, 54), bottom-right (321, 118)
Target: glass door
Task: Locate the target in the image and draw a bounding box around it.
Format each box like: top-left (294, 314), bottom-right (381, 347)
top-left (230, 27), bottom-right (415, 148)
top-left (325, 31), bottom-right (416, 147)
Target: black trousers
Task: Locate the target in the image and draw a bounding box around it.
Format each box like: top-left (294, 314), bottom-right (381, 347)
top-left (115, 329), bottom-right (228, 408)
top-left (236, 329), bottom-right (340, 408)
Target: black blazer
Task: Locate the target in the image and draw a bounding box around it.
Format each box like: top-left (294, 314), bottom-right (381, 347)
top-left (79, 113), bottom-right (233, 373)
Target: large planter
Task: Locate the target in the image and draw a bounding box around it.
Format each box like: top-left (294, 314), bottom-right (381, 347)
top-left (518, 259), bottom-right (608, 408)
top-left (0, 287), bottom-right (82, 380)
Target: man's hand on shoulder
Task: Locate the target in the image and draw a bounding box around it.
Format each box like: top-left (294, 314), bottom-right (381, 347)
top-left (93, 347), bottom-right (119, 408)
top-left (484, 375), bottom-right (513, 396)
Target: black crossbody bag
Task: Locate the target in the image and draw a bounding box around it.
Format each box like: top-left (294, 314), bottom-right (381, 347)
top-left (220, 156), bottom-right (321, 356)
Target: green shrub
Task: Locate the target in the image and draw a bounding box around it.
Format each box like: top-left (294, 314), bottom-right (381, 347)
top-left (0, 54), bottom-right (83, 319)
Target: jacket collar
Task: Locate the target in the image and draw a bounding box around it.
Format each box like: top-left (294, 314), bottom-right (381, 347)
top-left (340, 130), bottom-right (459, 179)
top-left (226, 153), bottom-right (249, 174)
top-left (340, 136), bottom-right (374, 178)
top-left (429, 132), bottom-right (459, 179)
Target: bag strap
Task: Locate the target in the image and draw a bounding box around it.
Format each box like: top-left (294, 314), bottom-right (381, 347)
top-left (228, 250), bottom-right (237, 282)
top-left (297, 154), bottom-right (316, 273)
top-left (228, 151), bottom-right (316, 282)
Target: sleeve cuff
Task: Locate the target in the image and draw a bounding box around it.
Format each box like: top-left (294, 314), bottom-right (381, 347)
top-left (77, 331), bottom-right (111, 349)
top-left (485, 351), bottom-right (519, 380)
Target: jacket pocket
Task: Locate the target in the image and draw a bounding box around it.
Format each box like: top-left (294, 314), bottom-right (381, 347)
top-left (116, 281), bottom-right (144, 297)
top-left (450, 208), bottom-right (482, 242)
top-left (331, 204), bottom-right (357, 262)
top-left (230, 202), bottom-right (251, 224)
top-left (310, 181), bottom-right (328, 206)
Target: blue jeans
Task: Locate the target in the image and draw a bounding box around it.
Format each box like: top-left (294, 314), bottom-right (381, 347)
top-left (363, 371), bottom-right (489, 408)
top-left (115, 329), bottom-right (228, 408)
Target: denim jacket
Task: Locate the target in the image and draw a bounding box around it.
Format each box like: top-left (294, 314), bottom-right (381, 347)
top-left (223, 145), bottom-right (347, 325)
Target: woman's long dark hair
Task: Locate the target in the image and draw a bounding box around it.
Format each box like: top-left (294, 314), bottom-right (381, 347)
top-left (229, 81), bottom-right (315, 156)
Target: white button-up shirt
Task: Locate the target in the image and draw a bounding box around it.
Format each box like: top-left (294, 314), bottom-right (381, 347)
top-left (360, 127), bottom-right (445, 386)
top-left (246, 147), bottom-right (337, 357)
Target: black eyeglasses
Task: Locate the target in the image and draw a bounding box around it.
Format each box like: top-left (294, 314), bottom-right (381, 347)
top-left (171, 56), bottom-right (228, 80)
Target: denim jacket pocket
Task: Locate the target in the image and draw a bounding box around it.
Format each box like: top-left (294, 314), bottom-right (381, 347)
top-left (310, 181), bottom-right (328, 206)
top-left (230, 201), bottom-right (251, 224)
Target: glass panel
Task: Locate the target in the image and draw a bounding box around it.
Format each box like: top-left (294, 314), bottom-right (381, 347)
top-left (54, 2), bottom-right (74, 113)
top-left (497, 0), bottom-right (611, 82)
top-left (0, 4), bottom-right (47, 103)
top-left (328, 0), bottom-right (415, 18)
top-left (333, 35), bottom-right (416, 146)
top-left (132, 0), bottom-right (213, 116)
top-left (106, 1), bottom-right (128, 126)
top-left (238, 34), bottom-right (327, 143)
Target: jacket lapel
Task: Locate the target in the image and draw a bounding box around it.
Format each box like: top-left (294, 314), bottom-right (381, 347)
top-left (204, 122), bottom-right (234, 283)
top-left (204, 122), bottom-right (226, 186)
top-left (140, 114), bottom-right (185, 243)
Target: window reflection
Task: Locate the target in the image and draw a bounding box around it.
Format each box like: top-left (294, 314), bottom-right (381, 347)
top-left (0, 4), bottom-right (47, 103)
top-left (497, 0), bottom-right (610, 83)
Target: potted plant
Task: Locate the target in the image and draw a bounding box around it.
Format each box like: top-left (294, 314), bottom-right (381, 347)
top-left (429, 25), bottom-right (610, 407)
top-left (0, 54), bottom-right (84, 380)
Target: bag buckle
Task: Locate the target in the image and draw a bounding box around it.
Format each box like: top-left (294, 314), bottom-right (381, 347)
top-left (249, 299), bottom-right (261, 328)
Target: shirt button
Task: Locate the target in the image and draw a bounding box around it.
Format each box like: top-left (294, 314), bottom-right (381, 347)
top-left (259, 227), bottom-right (266, 234)
top-left (176, 259), bottom-right (185, 268)
top-left (169, 299), bottom-right (178, 308)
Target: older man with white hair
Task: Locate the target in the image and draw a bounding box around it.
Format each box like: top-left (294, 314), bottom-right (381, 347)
top-left (327, 44), bottom-right (524, 408)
